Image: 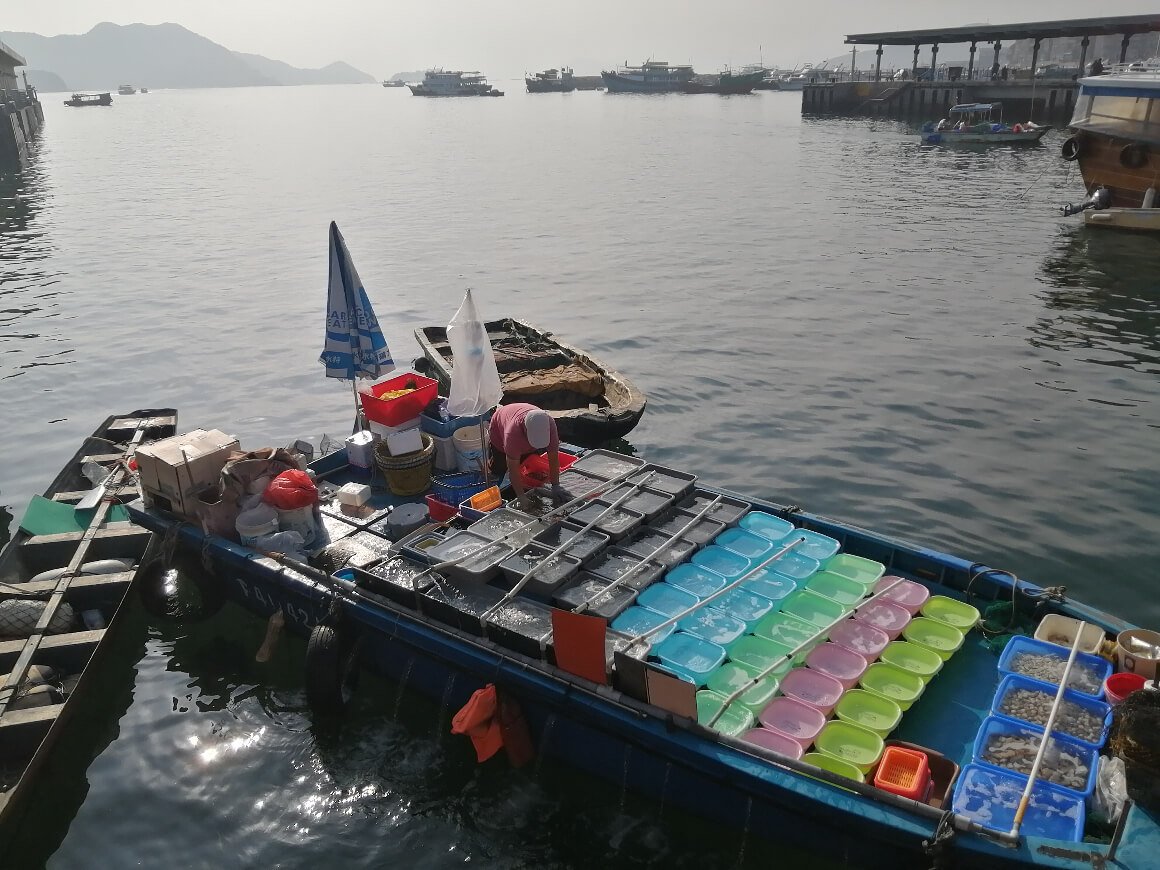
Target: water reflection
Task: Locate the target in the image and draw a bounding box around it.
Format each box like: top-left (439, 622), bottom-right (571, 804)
top-left (1032, 226), bottom-right (1160, 374)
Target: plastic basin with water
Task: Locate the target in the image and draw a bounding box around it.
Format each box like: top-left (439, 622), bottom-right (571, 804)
top-left (742, 727), bottom-right (804, 760)
top-left (743, 571), bottom-right (796, 608)
top-left (824, 554), bottom-right (885, 587)
top-left (728, 634), bottom-right (795, 678)
top-left (778, 528), bottom-right (841, 562)
top-left (853, 599), bottom-right (912, 640)
top-left (739, 511), bottom-right (794, 543)
top-left (714, 528), bottom-right (777, 562)
top-left (678, 607), bottom-right (748, 649)
top-left (758, 696), bottom-right (827, 751)
top-left (649, 510), bottom-right (726, 547)
top-left (860, 662), bottom-right (925, 711)
top-left (620, 530), bottom-right (697, 569)
top-left (806, 571), bottom-right (867, 607)
top-left (696, 690), bottom-right (756, 736)
top-left (753, 612), bottom-right (821, 662)
top-left (829, 618), bottom-right (891, 662)
top-left (611, 605), bottom-right (675, 644)
top-left (806, 642), bottom-right (869, 689)
top-left (637, 582), bottom-right (699, 620)
top-left (815, 720), bottom-right (884, 774)
top-left (834, 689), bottom-right (902, 738)
top-left (880, 640), bottom-right (944, 683)
top-left (782, 589), bottom-right (849, 629)
top-left (873, 576), bottom-right (930, 615)
top-left (691, 546), bottom-right (750, 581)
top-left (706, 661), bottom-right (781, 714)
top-left (711, 587), bottom-right (777, 629)
top-left (902, 617), bottom-right (965, 661)
top-left (951, 763), bottom-right (1084, 842)
top-left (553, 573), bottom-right (637, 620)
top-left (586, 548), bottom-right (665, 591)
top-left (920, 595), bottom-right (980, 632)
top-left (665, 563), bottom-right (729, 599)
top-left (765, 551), bottom-right (821, 583)
top-left (780, 667), bottom-right (845, 716)
top-left (653, 632), bottom-right (728, 686)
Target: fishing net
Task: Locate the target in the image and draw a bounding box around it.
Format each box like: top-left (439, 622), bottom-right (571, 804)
top-left (1108, 688), bottom-right (1160, 814)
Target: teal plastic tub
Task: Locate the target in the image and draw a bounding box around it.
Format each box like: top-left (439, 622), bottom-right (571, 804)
top-left (728, 634), bottom-right (795, 678)
top-left (706, 662), bottom-right (781, 714)
top-left (696, 690), bottom-right (755, 737)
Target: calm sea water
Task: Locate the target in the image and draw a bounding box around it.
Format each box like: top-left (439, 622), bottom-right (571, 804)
top-left (2, 83), bottom-right (1158, 868)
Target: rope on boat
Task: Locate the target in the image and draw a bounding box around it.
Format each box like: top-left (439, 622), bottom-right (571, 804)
top-left (921, 809), bottom-right (957, 869)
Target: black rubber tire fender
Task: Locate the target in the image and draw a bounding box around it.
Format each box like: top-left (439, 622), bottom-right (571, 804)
top-left (137, 556), bottom-right (227, 623)
top-left (1060, 136), bottom-right (1081, 161)
top-left (1121, 142), bottom-right (1149, 169)
top-left (305, 622), bottom-right (361, 717)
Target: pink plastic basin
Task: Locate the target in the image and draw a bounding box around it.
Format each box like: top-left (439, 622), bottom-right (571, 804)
top-left (829, 617), bottom-right (891, 662)
top-left (758, 696), bottom-right (827, 751)
top-left (780, 667), bottom-right (846, 716)
top-left (873, 576), bottom-right (930, 615)
top-left (806, 642), bottom-right (870, 690)
top-left (742, 726), bottom-right (805, 760)
top-left (854, 599), bottom-right (912, 640)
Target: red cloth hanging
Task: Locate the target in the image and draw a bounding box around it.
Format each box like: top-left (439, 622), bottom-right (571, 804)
top-left (451, 684), bottom-right (504, 762)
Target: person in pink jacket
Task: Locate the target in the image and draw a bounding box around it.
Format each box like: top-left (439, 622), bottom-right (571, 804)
top-left (487, 402), bottom-right (559, 510)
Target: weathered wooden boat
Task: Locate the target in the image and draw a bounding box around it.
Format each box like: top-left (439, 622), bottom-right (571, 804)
top-left (0, 409), bottom-right (175, 852)
top-left (1061, 62), bottom-right (1160, 227)
top-left (921, 104), bottom-right (1049, 145)
top-left (125, 427), bottom-right (1159, 869)
top-left (413, 318), bottom-right (646, 446)
top-left (682, 69), bottom-right (763, 95)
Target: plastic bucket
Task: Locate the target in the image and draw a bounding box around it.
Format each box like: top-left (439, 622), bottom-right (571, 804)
top-left (236, 504), bottom-right (279, 547)
top-left (453, 427), bottom-right (488, 474)
top-left (1115, 629), bottom-right (1160, 682)
top-left (1105, 672), bottom-right (1148, 705)
top-left (277, 505), bottom-right (320, 548)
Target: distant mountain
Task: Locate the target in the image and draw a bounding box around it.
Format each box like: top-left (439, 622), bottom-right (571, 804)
top-left (235, 53), bottom-right (374, 85)
top-left (1, 22), bottom-right (373, 90)
top-left (24, 69), bottom-right (68, 93)
top-left (388, 71), bottom-right (427, 83)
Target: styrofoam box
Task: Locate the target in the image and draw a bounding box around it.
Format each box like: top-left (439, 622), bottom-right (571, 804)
top-left (369, 417), bottom-right (421, 437)
top-left (386, 426), bottom-right (424, 456)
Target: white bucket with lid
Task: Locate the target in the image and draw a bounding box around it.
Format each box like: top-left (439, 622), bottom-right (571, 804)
top-left (236, 504), bottom-right (279, 547)
top-left (453, 427), bottom-right (487, 474)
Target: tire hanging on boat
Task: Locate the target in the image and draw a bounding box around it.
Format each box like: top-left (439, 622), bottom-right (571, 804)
top-left (137, 553), bottom-right (226, 623)
top-left (0, 599), bottom-right (75, 639)
top-left (1060, 136), bottom-right (1082, 161)
top-left (304, 618), bottom-right (361, 718)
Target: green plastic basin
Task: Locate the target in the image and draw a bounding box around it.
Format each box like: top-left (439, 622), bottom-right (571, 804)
top-left (753, 612), bottom-right (820, 663)
top-left (802, 751), bottom-right (866, 784)
top-left (834, 689), bottom-right (903, 738)
top-left (823, 554), bottom-right (885, 587)
top-left (814, 720), bottom-right (885, 773)
top-left (806, 571), bottom-right (867, 607)
top-left (902, 617), bottom-right (965, 661)
top-left (705, 661), bottom-right (780, 714)
top-left (860, 662), bottom-right (925, 711)
top-left (696, 690), bottom-right (756, 737)
top-left (879, 640), bottom-right (944, 683)
top-left (782, 589), bottom-right (849, 629)
top-left (728, 635), bottom-right (795, 677)
top-left (920, 595), bottom-right (980, 632)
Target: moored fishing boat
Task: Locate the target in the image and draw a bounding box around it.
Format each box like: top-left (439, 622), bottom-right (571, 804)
top-left (682, 69), bottom-right (764, 95)
top-left (921, 104), bottom-right (1049, 145)
top-left (0, 409), bottom-right (175, 853)
top-left (1060, 61), bottom-right (1160, 231)
top-left (526, 68), bottom-right (576, 93)
top-left (413, 318), bottom-right (646, 446)
top-left (408, 69), bottom-right (504, 97)
top-left (122, 425), bottom-right (1160, 869)
top-left (601, 60), bottom-right (695, 93)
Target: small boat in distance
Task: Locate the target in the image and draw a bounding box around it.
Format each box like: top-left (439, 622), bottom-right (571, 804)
top-left (414, 317), bottom-right (646, 445)
top-left (117, 85), bottom-right (136, 95)
top-left (1060, 60), bottom-right (1160, 231)
top-left (683, 68), bottom-right (764, 95)
top-left (408, 69), bottom-right (504, 97)
top-left (139, 87), bottom-right (149, 94)
top-left (601, 60), bottom-right (695, 93)
top-left (63, 93), bottom-right (112, 107)
top-left (920, 103), bottom-right (1049, 145)
top-left (381, 79), bottom-right (407, 88)
top-left (526, 68), bottom-right (576, 93)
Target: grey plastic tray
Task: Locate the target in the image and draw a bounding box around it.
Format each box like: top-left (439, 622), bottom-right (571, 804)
top-left (425, 530), bottom-right (512, 583)
top-left (585, 546), bottom-right (665, 592)
top-left (626, 464), bottom-right (696, 498)
top-left (421, 580), bottom-right (506, 635)
top-left (568, 500), bottom-right (644, 541)
top-left (468, 507), bottom-right (541, 546)
top-left (484, 598), bottom-right (554, 659)
top-left (499, 543), bottom-right (582, 600)
top-left (354, 556), bottom-right (439, 608)
top-left (532, 521), bottom-right (610, 563)
top-left (602, 483), bottom-right (674, 522)
top-left (677, 490), bottom-right (752, 527)
top-left (553, 572), bottom-right (637, 620)
top-left (646, 511), bottom-right (727, 548)
top-left (620, 530), bottom-right (697, 569)
top-left (569, 449), bottom-right (646, 481)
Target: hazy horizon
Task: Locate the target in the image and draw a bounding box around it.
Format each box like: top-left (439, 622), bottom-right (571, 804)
top-left (4, 1), bottom-right (1158, 80)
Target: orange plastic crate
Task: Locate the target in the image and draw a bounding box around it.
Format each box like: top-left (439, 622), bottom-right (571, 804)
top-left (873, 746), bottom-right (931, 801)
top-left (517, 451), bottom-right (578, 489)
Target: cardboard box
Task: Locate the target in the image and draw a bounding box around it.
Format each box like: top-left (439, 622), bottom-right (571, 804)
top-left (135, 428), bottom-right (239, 516)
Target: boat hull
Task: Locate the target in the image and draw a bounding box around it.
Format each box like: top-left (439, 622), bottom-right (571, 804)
top-left (526, 79), bottom-right (576, 93)
top-left (413, 318), bottom-right (646, 446)
top-left (1084, 207), bottom-right (1160, 231)
top-left (125, 466), bottom-right (1142, 869)
top-left (921, 129), bottom-right (1048, 145)
top-left (1072, 130), bottom-right (1160, 208)
top-left (601, 71), bottom-right (691, 93)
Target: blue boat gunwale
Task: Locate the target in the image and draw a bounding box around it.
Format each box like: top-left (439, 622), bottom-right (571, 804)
top-left (126, 447), bottom-right (1141, 868)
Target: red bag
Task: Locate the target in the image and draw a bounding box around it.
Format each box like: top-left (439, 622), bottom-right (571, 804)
top-left (262, 470), bottom-right (318, 510)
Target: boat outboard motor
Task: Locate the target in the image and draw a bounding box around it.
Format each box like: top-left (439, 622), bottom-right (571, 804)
top-left (1061, 186), bottom-right (1111, 217)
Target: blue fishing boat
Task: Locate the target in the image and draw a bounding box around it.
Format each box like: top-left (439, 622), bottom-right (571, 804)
top-left (124, 429), bottom-right (1158, 869)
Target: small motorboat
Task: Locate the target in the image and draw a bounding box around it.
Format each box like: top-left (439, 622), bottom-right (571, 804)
top-left (63, 93), bottom-right (112, 108)
top-left (414, 318), bottom-right (646, 446)
top-left (921, 103), bottom-right (1049, 145)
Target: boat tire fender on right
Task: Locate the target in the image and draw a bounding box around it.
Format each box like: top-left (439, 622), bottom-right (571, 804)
top-left (137, 554), bottom-right (227, 623)
top-left (1060, 136), bottom-right (1082, 161)
top-left (1120, 142), bottom-right (1149, 169)
top-left (305, 619), bottom-right (362, 717)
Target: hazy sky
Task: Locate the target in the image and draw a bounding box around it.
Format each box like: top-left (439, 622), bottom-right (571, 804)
top-left (4, 1), bottom-right (1158, 79)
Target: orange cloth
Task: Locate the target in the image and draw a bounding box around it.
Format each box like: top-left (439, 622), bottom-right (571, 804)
top-left (451, 684), bottom-right (504, 762)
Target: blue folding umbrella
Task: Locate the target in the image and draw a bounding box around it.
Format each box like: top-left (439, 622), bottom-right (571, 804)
top-left (320, 221), bottom-right (394, 423)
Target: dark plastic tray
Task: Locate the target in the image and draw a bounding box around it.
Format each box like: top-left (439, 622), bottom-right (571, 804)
top-left (398, 529), bottom-right (446, 563)
top-left (425, 531), bottom-right (512, 583)
top-left (626, 464), bottom-right (696, 497)
top-left (553, 572), bottom-right (637, 620)
top-left (569, 449), bottom-right (646, 481)
top-left (532, 521), bottom-right (610, 563)
top-left (420, 580), bottom-right (507, 635)
top-left (619, 529), bottom-right (697, 569)
top-left (646, 511), bottom-right (727, 548)
top-left (353, 556), bottom-right (438, 608)
top-left (568, 500), bottom-right (644, 541)
top-left (585, 547), bottom-right (665, 592)
top-left (498, 543), bottom-right (582, 601)
top-left (467, 507), bottom-right (541, 546)
top-left (677, 490), bottom-right (752, 527)
top-left (602, 483), bottom-right (675, 522)
top-left (484, 598), bottom-right (554, 659)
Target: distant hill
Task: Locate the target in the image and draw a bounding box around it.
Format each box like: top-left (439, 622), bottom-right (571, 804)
top-left (235, 53), bottom-right (374, 85)
top-left (1, 22), bottom-right (373, 90)
top-left (24, 69), bottom-right (68, 92)
top-left (388, 71), bottom-right (427, 83)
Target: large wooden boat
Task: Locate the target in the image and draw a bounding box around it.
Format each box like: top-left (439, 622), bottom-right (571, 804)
top-left (526, 68), bottom-right (576, 93)
top-left (682, 69), bottom-right (764, 95)
top-left (0, 410), bottom-right (175, 852)
top-left (125, 429), bottom-right (1160, 868)
top-left (413, 318), bottom-right (646, 446)
top-left (601, 60), bottom-right (695, 93)
top-left (1061, 62), bottom-right (1160, 224)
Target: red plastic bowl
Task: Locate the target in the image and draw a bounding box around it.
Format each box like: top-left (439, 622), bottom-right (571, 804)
top-left (1105, 672), bottom-right (1147, 705)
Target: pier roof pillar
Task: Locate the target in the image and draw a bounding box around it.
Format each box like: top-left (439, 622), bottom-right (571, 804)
top-left (1120, 34), bottom-right (1131, 63)
top-left (875, 44), bottom-right (883, 82)
top-left (968, 41), bottom-right (977, 80)
top-left (1079, 36), bottom-right (1090, 75)
top-left (912, 44), bottom-right (920, 78)
top-left (991, 40), bottom-right (1002, 79)
top-left (931, 43), bottom-right (939, 80)
top-left (1031, 37), bottom-right (1042, 78)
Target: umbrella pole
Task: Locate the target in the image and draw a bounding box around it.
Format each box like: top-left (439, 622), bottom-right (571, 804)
top-left (352, 380), bottom-right (364, 432)
top-left (478, 418), bottom-right (491, 486)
